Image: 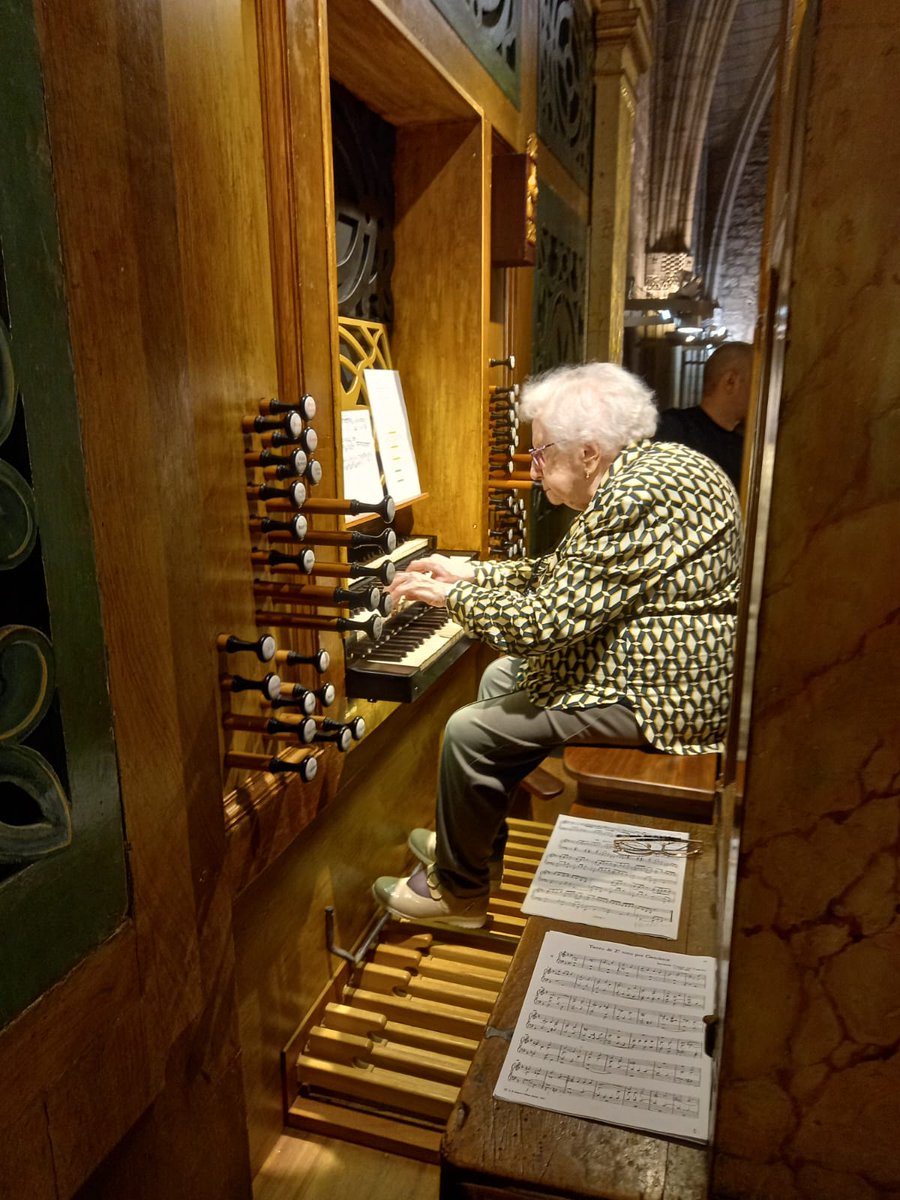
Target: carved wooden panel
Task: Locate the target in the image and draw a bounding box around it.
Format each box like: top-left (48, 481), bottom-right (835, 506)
top-left (430, 0), bottom-right (521, 106)
top-left (537, 0), bottom-right (594, 189)
top-left (530, 178), bottom-right (588, 554)
top-left (331, 81), bottom-right (396, 327)
top-left (532, 179), bottom-right (587, 374)
top-left (0, 0), bottom-right (127, 1028)
top-left (0, 314), bottom-right (71, 878)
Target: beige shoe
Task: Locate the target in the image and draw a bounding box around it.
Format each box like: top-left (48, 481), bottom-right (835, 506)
top-left (406, 827), bottom-right (504, 892)
top-left (372, 866), bottom-right (488, 929)
top-left (407, 827), bottom-right (436, 865)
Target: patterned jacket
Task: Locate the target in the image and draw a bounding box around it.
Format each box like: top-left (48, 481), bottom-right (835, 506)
top-left (446, 439), bottom-right (742, 754)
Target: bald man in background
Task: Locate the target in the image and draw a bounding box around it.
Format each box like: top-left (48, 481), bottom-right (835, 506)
top-left (654, 341), bottom-right (752, 491)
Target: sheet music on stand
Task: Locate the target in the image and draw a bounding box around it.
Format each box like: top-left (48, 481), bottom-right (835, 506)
top-left (521, 815), bottom-right (692, 940)
top-left (341, 408), bottom-right (384, 520)
top-left (494, 931), bottom-right (715, 1143)
top-left (363, 368), bottom-right (421, 504)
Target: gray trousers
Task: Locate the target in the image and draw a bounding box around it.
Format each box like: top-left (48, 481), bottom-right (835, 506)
top-left (434, 656), bottom-right (647, 898)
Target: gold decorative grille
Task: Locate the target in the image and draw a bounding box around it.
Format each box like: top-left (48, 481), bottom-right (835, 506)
top-left (337, 317), bottom-right (393, 410)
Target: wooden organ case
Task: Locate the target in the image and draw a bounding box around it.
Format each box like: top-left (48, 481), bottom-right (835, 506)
top-left (0, 0), bottom-right (650, 1193)
top-left (225, 0), bottom-right (547, 1178)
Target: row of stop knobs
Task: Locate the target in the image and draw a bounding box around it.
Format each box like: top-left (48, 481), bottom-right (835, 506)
top-left (218, 632), bottom-right (367, 782)
top-left (486, 383), bottom-right (529, 557)
top-left (245, 394), bottom-right (393, 642)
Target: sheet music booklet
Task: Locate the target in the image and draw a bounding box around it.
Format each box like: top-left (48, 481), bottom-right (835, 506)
top-left (494, 931), bottom-right (715, 1144)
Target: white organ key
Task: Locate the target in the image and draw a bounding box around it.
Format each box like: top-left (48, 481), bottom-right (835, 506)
top-left (365, 535), bottom-right (431, 569)
top-left (392, 615), bottom-right (463, 669)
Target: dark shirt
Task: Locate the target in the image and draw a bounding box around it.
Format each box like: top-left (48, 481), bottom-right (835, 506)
top-left (654, 405), bottom-right (743, 490)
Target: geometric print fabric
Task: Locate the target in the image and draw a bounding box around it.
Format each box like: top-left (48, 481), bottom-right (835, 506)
top-left (446, 440), bottom-right (742, 754)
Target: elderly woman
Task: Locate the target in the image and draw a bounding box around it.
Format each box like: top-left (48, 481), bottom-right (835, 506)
top-left (372, 361), bottom-right (742, 929)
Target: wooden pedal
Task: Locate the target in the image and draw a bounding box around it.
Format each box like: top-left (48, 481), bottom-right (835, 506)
top-left (305, 1025), bottom-right (471, 1085)
top-left (369, 944), bottom-right (505, 990)
top-left (356, 962), bottom-right (498, 1013)
top-left (425, 943), bottom-right (514, 971)
top-left (285, 818), bottom-right (556, 1161)
top-left (341, 986), bottom-right (489, 1041)
top-left (321, 1002), bottom-right (480, 1058)
top-left (296, 1054), bottom-right (458, 1122)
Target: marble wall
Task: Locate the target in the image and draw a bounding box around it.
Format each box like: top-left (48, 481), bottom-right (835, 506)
top-left (712, 2), bottom-right (900, 1197)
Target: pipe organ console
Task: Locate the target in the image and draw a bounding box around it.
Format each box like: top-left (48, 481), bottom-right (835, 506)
top-left (223, 388), bottom-right (396, 791)
top-left (341, 538), bottom-right (476, 703)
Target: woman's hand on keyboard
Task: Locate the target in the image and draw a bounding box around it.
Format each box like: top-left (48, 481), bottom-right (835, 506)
top-left (386, 570), bottom-right (452, 609)
top-left (405, 554), bottom-right (476, 584)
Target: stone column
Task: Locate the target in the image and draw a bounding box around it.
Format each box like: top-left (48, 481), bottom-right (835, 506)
top-left (586, 0), bottom-right (654, 363)
top-left (712, 2), bottom-right (900, 1196)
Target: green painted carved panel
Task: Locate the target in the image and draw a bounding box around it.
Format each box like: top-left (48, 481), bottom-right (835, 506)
top-left (0, 0), bottom-right (128, 1027)
top-left (537, 0), bottom-right (594, 189)
top-left (530, 178), bottom-right (588, 553)
top-left (430, 0), bottom-right (521, 107)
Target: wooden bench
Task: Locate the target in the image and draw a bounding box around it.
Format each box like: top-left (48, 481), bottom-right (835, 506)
top-left (439, 805), bottom-right (715, 1200)
top-left (562, 745), bottom-right (719, 823)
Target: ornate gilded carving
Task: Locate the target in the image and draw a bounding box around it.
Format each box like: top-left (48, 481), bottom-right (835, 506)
top-left (430, 0), bottom-right (520, 106)
top-left (525, 133), bottom-right (539, 249)
top-left (331, 82), bottom-right (396, 327)
top-left (537, 0), bottom-right (594, 188)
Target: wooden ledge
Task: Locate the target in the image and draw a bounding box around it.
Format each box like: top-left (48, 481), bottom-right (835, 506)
top-left (440, 806), bottom-right (715, 1200)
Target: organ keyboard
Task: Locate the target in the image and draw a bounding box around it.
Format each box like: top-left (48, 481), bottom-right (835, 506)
top-left (343, 537), bottom-right (474, 702)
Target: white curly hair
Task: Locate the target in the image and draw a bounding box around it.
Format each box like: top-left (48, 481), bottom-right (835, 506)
top-left (519, 361), bottom-right (658, 456)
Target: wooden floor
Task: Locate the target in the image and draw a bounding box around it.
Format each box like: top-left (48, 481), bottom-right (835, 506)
top-left (253, 1131), bottom-right (439, 1200)
top-left (253, 757), bottom-right (577, 1200)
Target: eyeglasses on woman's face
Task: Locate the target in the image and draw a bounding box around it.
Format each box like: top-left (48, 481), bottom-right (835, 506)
top-left (527, 442), bottom-right (556, 470)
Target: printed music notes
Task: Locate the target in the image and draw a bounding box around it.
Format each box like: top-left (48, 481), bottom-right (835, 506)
top-left (521, 816), bottom-right (691, 939)
top-left (341, 409), bottom-right (383, 509)
top-left (363, 369), bottom-right (421, 504)
top-left (494, 931), bottom-right (715, 1143)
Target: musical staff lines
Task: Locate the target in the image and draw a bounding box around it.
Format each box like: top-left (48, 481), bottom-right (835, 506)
top-left (523, 1008), bottom-right (701, 1059)
top-left (494, 932), bottom-right (715, 1144)
top-left (515, 1033), bottom-right (703, 1087)
top-left (533, 986), bottom-right (699, 1033)
top-left (521, 816), bottom-right (690, 938)
top-left (503, 1062), bottom-right (701, 1118)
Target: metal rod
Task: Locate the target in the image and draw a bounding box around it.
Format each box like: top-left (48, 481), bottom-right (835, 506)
top-left (325, 905), bottom-right (390, 968)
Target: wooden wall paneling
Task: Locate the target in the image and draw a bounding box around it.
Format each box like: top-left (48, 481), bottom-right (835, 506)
top-left (285, 0), bottom-right (340, 499)
top-left (344, 0), bottom-right (538, 151)
top-left (0, 1096), bottom-right (57, 1200)
top-left (159, 0), bottom-right (291, 926)
top-left (219, 0), bottom-right (352, 896)
top-left (33, 0), bottom-right (205, 1066)
top-left (328, 0), bottom-right (478, 127)
top-left (0, 928), bottom-right (154, 1197)
top-left (0, 0), bottom-right (128, 1028)
top-left (391, 119), bottom-right (488, 550)
top-left (13, 0), bottom-right (271, 1191)
top-left (234, 655), bottom-right (480, 1172)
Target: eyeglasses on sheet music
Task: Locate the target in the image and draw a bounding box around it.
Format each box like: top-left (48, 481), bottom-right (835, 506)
top-left (612, 834), bottom-right (703, 857)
